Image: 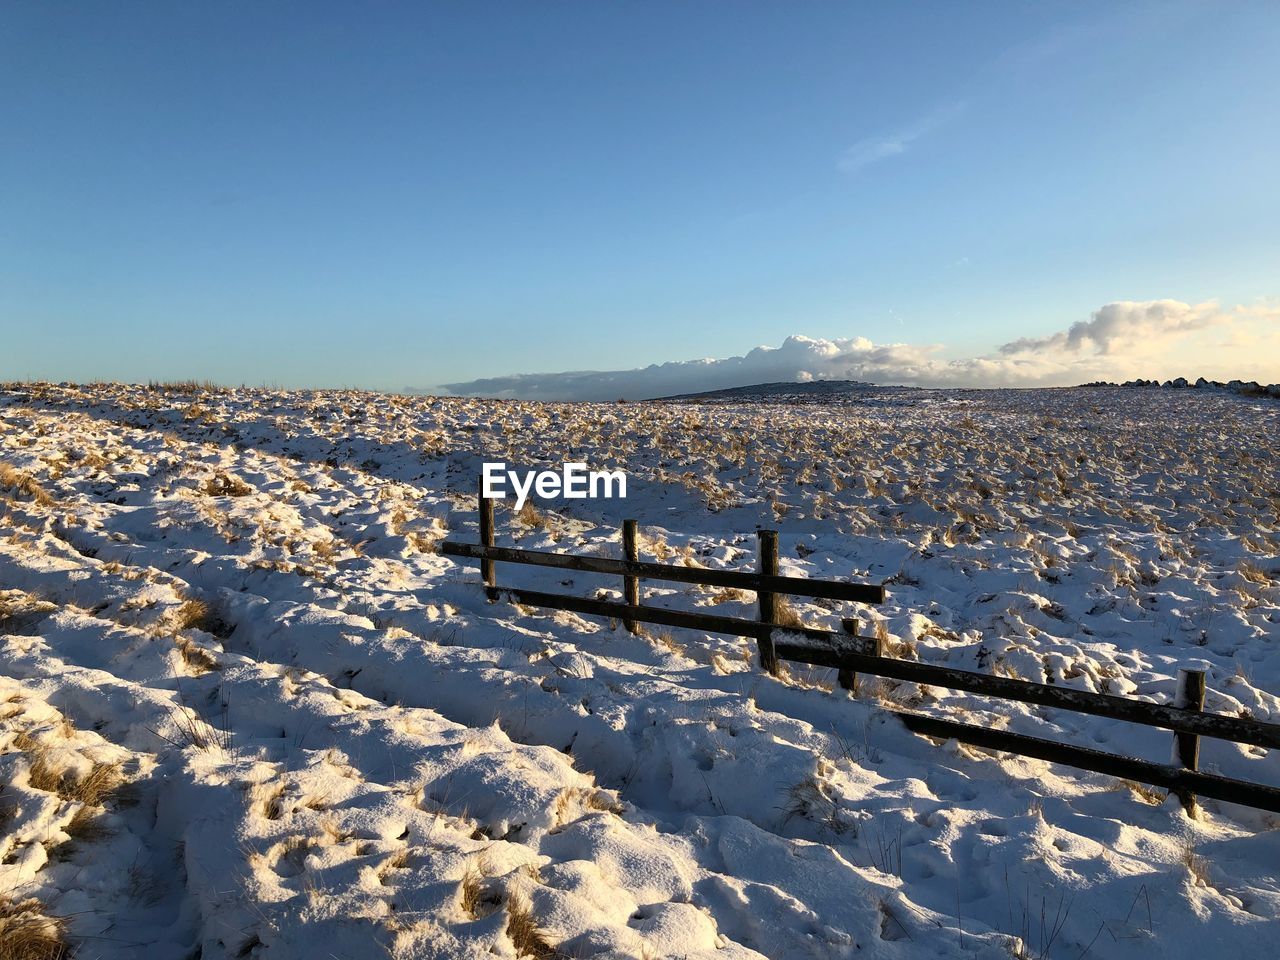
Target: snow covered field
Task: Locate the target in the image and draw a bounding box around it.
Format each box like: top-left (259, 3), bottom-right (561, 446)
top-left (1, 381), bottom-right (1277, 959)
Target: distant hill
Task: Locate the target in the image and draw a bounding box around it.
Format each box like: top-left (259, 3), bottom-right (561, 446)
top-left (651, 379), bottom-right (915, 403)
top-left (653, 377), bottom-right (1280, 405)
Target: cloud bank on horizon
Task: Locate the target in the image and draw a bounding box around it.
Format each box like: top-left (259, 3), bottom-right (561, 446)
top-left (440, 299), bottom-right (1280, 401)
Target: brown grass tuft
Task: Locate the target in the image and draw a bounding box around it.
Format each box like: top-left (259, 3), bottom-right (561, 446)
top-left (875, 619), bottom-right (917, 659)
top-left (1107, 778), bottom-right (1165, 806)
top-left (459, 858), bottom-right (487, 919)
top-left (147, 379), bottom-right (222, 394)
top-left (1179, 835), bottom-right (1210, 886)
top-left (1240, 561), bottom-right (1275, 585)
top-left (772, 598), bottom-right (806, 629)
top-left (171, 597), bottom-right (228, 638)
top-left (0, 898), bottom-right (69, 960)
top-left (15, 733), bottom-right (120, 806)
top-left (0, 466), bottom-right (53, 507)
top-left (516, 502), bottom-right (547, 529)
top-left (505, 893), bottom-right (560, 959)
top-left (0, 591), bottom-right (56, 636)
top-left (64, 759), bottom-right (122, 807)
top-left (175, 638), bottom-right (220, 674)
top-left (173, 598), bottom-right (212, 631)
top-left (584, 790), bottom-right (624, 815)
top-left (202, 472), bottom-right (252, 498)
top-left (648, 630), bottom-right (685, 657)
top-left (259, 783), bottom-right (286, 821)
top-left (407, 531), bottom-right (440, 554)
top-left (61, 803), bottom-right (112, 846)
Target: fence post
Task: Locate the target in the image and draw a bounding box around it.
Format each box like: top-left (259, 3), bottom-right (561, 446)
top-left (757, 529), bottom-right (780, 675)
top-left (622, 519), bottom-right (639, 633)
top-left (839, 617), bottom-right (885, 693)
top-left (479, 483), bottom-right (496, 601)
top-left (838, 618), bottom-right (860, 691)
top-left (1174, 667), bottom-right (1206, 816)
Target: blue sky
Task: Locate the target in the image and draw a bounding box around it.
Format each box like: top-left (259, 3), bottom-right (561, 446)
top-left (2, 2), bottom-right (1277, 392)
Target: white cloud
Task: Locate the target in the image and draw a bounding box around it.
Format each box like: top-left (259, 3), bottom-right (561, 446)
top-left (998, 299), bottom-right (1224, 356)
top-left (439, 299), bottom-right (1280, 401)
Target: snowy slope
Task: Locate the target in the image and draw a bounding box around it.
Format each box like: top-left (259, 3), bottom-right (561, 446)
top-left (1, 381), bottom-right (1277, 959)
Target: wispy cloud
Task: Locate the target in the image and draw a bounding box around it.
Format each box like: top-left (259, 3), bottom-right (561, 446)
top-left (438, 299), bottom-right (1280, 400)
top-left (837, 101), bottom-right (967, 174)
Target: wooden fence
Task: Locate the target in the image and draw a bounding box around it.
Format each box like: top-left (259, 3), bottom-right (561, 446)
top-left (441, 490), bottom-right (1280, 815)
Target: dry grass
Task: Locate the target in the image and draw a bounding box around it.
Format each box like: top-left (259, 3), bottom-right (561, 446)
top-left (459, 856), bottom-right (490, 919)
top-left (1179, 835), bottom-right (1210, 886)
top-left (875, 619), bottom-right (917, 659)
top-left (505, 893), bottom-right (560, 959)
top-left (553, 786), bottom-right (624, 826)
top-left (0, 592), bottom-right (56, 636)
top-left (772, 598), bottom-right (806, 629)
top-left (62, 759), bottom-right (122, 808)
top-left (992, 659), bottom-right (1021, 680)
top-left (154, 704), bottom-right (232, 753)
top-left (202, 472), bottom-right (252, 498)
top-left (171, 597), bottom-right (228, 638)
top-left (0, 898), bottom-right (68, 960)
top-left (1107, 779), bottom-right (1166, 806)
top-left (0, 465), bottom-right (53, 507)
top-left (583, 789), bottom-right (624, 815)
top-left (14, 732), bottom-right (122, 807)
top-left (258, 783), bottom-right (286, 821)
top-left (174, 598), bottom-right (212, 631)
top-left (378, 848), bottom-right (410, 883)
top-left (648, 630), bottom-right (686, 657)
top-left (175, 638), bottom-right (220, 674)
top-left (147, 379), bottom-right (223, 394)
top-left (1239, 561), bottom-right (1275, 585)
top-left (311, 539), bottom-right (341, 564)
top-left (781, 775), bottom-right (848, 834)
top-left (61, 803), bottom-right (112, 846)
top-left (516, 501), bottom-right (548, 529)
top-left (407, 531), bottom-right (440, 554)
top-left (319, 817), bottom-right (351, 844)
top-left (705, 587), bottom-right (749, 605)
top-left (918, 623), bottom-right (961, 643)
top-left (0, 791), bottom-right (15, 833)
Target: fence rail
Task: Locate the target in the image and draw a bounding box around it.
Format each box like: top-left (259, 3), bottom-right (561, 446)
top-left (772, 639), bottom-right (1280, 749)
top-left (490, 585), bottom-right (864, 648)
top-left (440, 539), bottom-right (886, 604)
top-left (883, 709), bottom-right (1280, 813)
top-left (441, 486), bottom-right (1280, 816)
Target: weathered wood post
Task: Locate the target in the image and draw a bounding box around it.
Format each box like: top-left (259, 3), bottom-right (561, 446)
top-left (478, 483), bottom-right (496, 601)
top-left (1174, 667), bottom-right (1207, 816)
top-left (622, 519), bottom-right (639, 633)
top-left (838, 618), bottom-right (860, 691)
top-left (757, 529), bottom-right (780, 675)
top-left (839, 617), bottom-right (885, 693)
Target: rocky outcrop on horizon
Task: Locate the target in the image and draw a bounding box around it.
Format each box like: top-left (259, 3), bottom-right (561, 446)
top-left (1082, 377), bottom-right (1280, 398)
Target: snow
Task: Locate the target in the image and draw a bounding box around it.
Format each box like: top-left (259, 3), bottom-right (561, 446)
top-left (1, 381), bottom-right (1277, 958)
